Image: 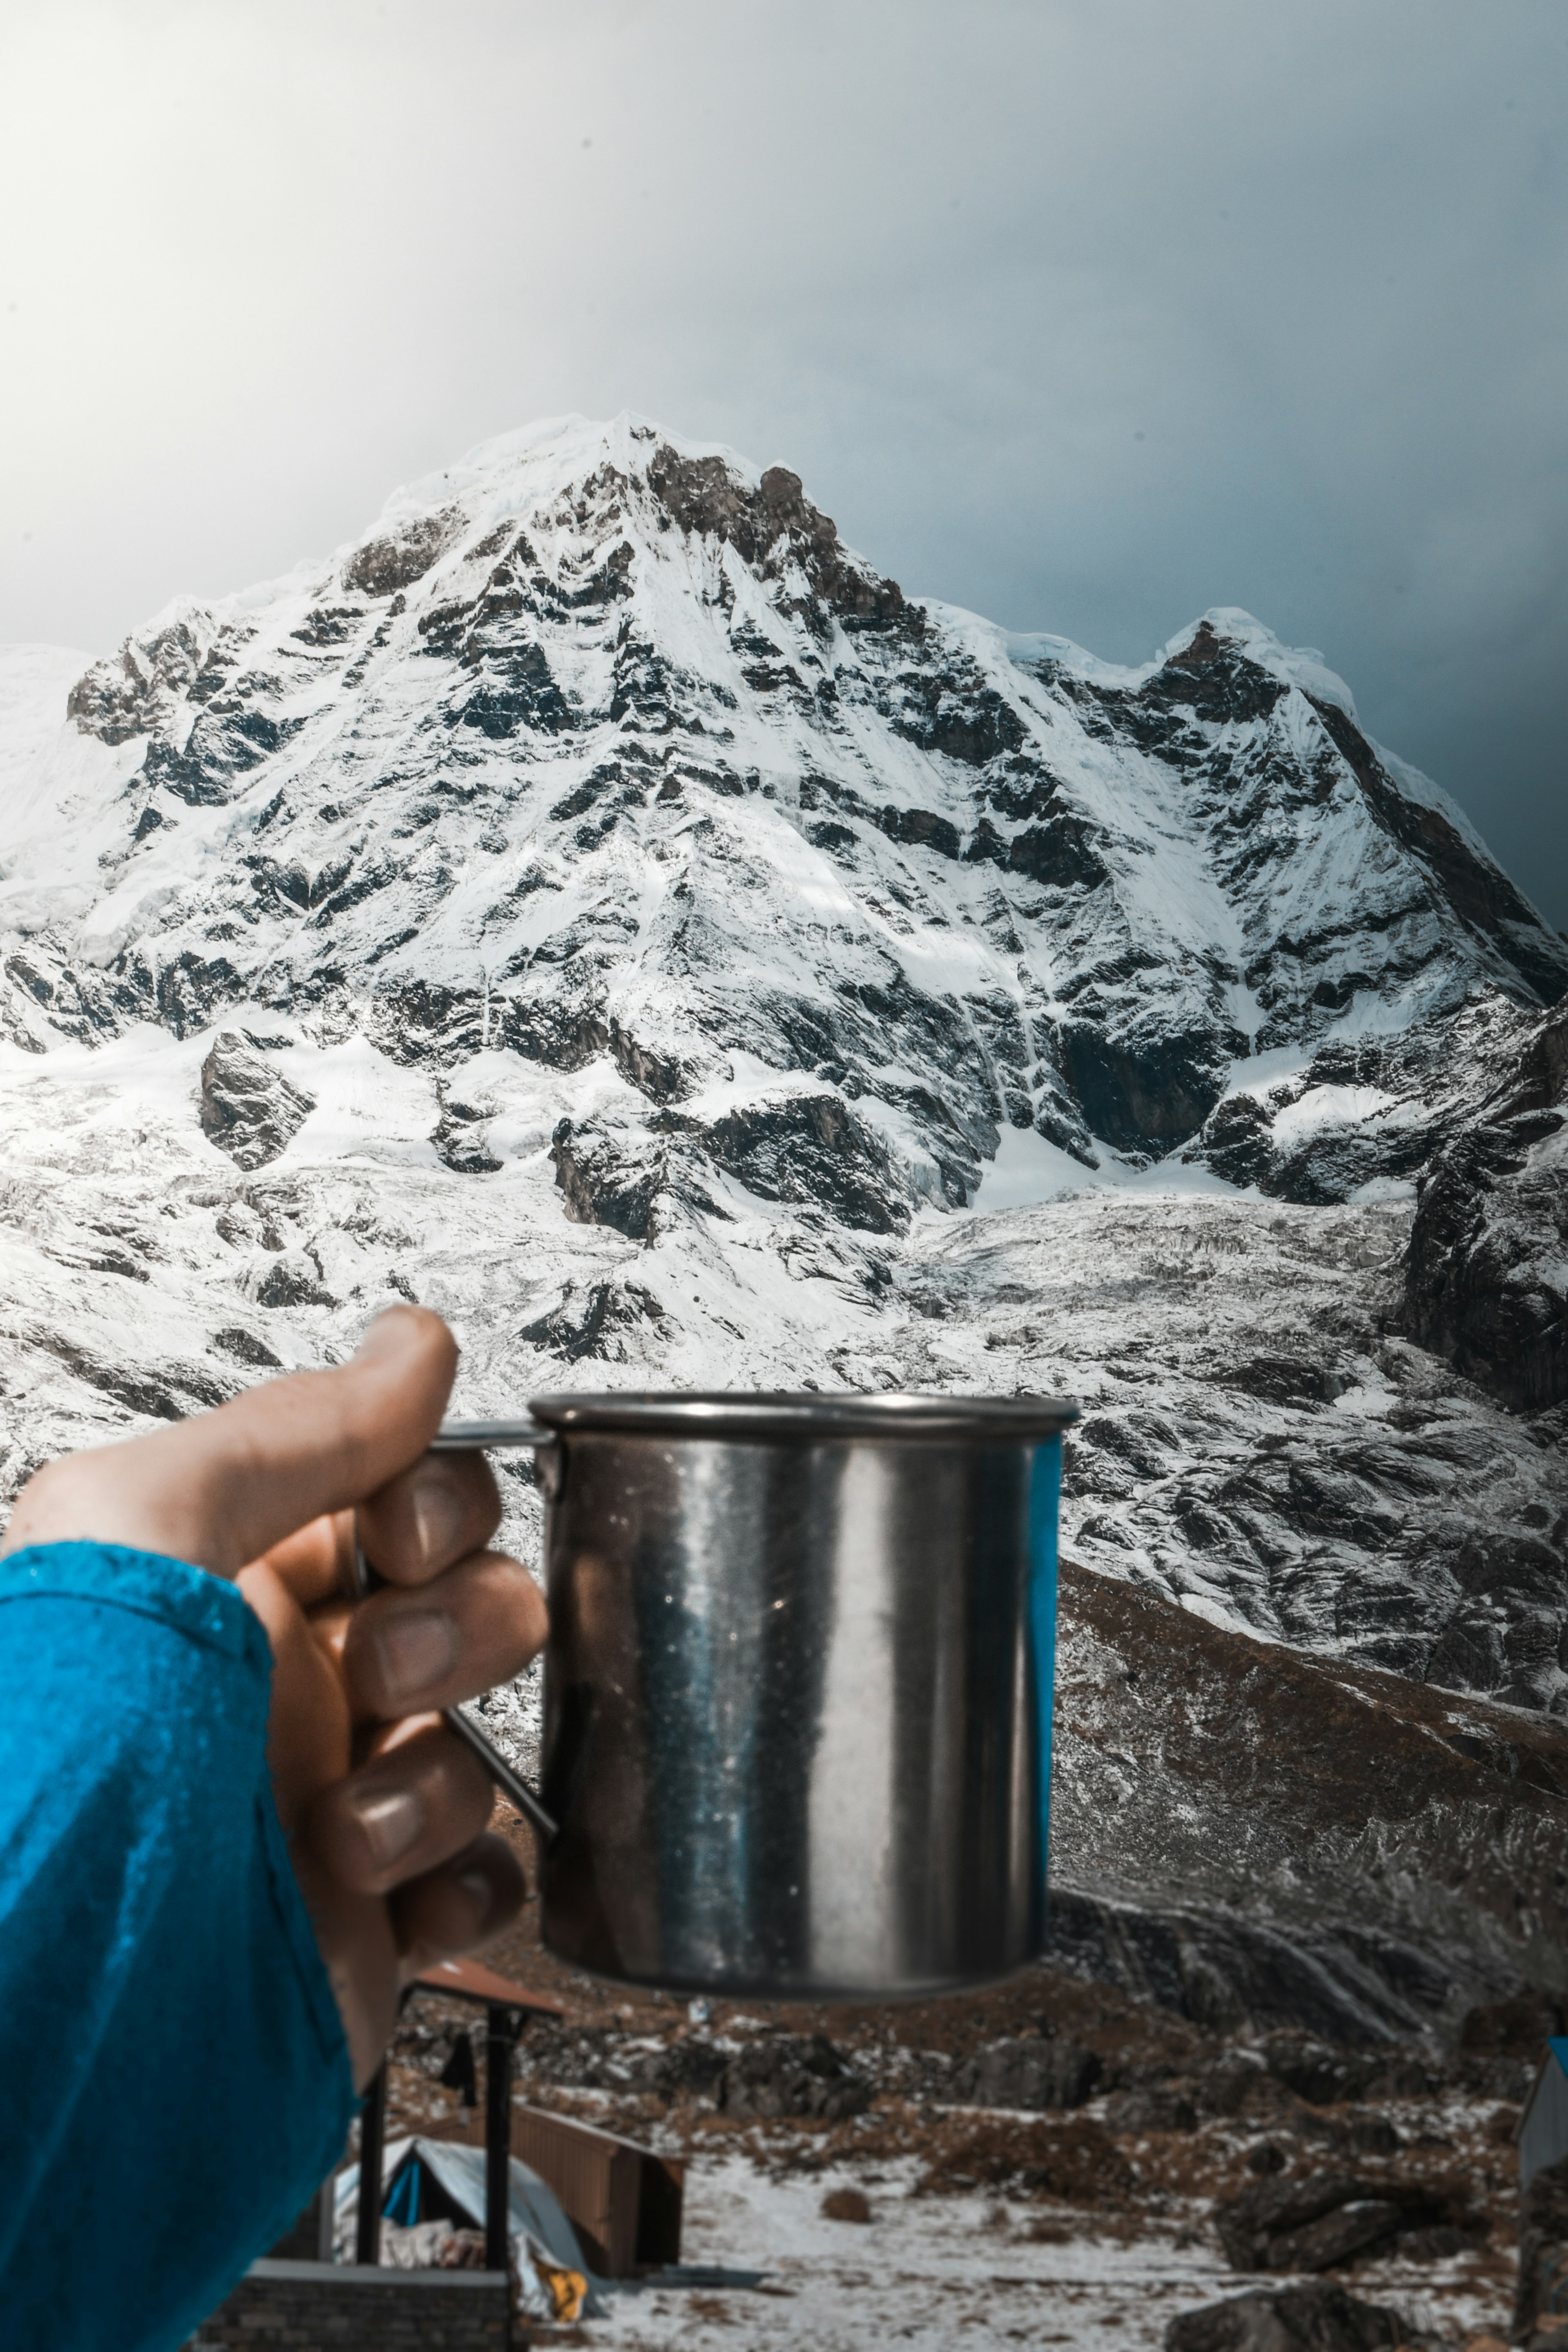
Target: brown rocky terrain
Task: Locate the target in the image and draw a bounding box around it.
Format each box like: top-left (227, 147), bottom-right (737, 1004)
top-left (358, 1554), bottom-right (1568, 2344)
top-left (1049, 1559), bottom-right (1568, 2034)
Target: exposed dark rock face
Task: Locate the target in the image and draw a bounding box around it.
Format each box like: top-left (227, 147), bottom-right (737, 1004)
top-left (25, 1331), bottom-right (217, 1421)
top-left (1306, 692), bottom-right (1568, 1008)
top-left (341, 507), bottom-right (461, 598)
top-left (67, 614), bottom-right (235, 746)
top-left (1103, 2085), bottom-right (1198, 2133)
top-left (1060, 1020), bottom-right (1236, 1155)
top-left (517, 1278), bottom-right (670, 1363)
top-left (1405, 1002), bottom-right (1568, 1409)
top-left (1049, 1559), bottom-right (1568, 2029)
top-left (1212, 2165), bottom-right (1481, 2272)
top-left (646, 446), bottom-right (908, 634)
top-left (549, 1120), bottom-right (667, 1240)
top-left (499, 993), bottom-right (611, 1074)
top-left (431, 1089), bottom-right (501, 1174)
top-left (1043, 1889), bottom-right (1455, 2051)
top-left (715, 2034), bottom-right (872, 2121)
top-left (209, 1328), bottom-right (283, 1373)
top-left (1514, 2152), bottom-right (1568, 2341)
top-left (254, 1251), bottom-right (337, 1310)
top-left (607, 1018), bottom-right (698, 1103)
top-left (662, 1093), bottom-right (920, 1232)
top-left (198, 1033), bottom-right (314, 1170)
top-left (955, 2036), bottom-right (1102, 2111)
top-left (1186, 988), bottom-right (1540, 1204)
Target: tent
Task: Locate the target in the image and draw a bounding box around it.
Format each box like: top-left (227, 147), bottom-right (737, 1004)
top-left (334, 2134), bottom-right (607, 2320)
top-left (1519, 2040), bottom-right (1568, 2189)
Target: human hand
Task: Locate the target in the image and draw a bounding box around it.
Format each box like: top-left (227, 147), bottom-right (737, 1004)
top-left (1, 1305), bottom-right (545, 2088)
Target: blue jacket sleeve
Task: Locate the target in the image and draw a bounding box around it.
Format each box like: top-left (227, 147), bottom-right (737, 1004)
top-left (0, 1542), bottom-right (356, 2351)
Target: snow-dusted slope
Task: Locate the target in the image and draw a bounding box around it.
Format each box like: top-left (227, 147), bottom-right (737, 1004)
top-left (1, 414), bottom-right (1564, 1746)
top-left (3, 414), bottom-right (1561, 1218)
top-left (1405, 998), bottom-right (1568, 1414)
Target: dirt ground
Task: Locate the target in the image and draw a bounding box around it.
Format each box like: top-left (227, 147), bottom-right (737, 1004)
top-left (370, 1844), bottom-right (1532, 2351)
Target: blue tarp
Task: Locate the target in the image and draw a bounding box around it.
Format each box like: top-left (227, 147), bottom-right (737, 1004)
top-left (334, 2134), bottom-right (608, 2316)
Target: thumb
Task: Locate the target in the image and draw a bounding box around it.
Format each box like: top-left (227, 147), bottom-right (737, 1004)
top-left (1, 1307), bottom-right (458, 1579)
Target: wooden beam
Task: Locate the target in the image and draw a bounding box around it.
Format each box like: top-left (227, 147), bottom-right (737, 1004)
top-left (355, 2063), bottom-right (387, 2269)
top-left (484, 2005), bottom-right (516, 2274)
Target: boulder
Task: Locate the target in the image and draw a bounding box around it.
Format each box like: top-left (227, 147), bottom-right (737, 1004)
top-left (1214, 2167), bottom-right (1481, 2273)
top-left (956, 2036), bottom-right (1103, 2112)
top-left (1513, 2149), bottom-right (1568, 2341)
top-left (1105, 2085), bottom-right (1198, 2134)
top-left (717, 2035), bottom-right (871, 2122)
top-left (1262, 2035), bottom-right (1384, 2107)
top-left (1165, 2280), bottom-right (1404, 2351)
top-left (648, 2037), bottom-right (730, 2100)
top-left (1336, 2111), bottom-right (1401, 2156)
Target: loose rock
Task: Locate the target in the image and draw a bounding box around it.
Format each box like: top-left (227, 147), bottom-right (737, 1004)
top-left (1165, 2280), bottom-right (1404, 2351)
top-left (957, 2036), bottom-right (1102, 2112)
top-left (717, 2034), bottom-right (871, 2122)
top-left (1213, 2167), bottom-right (1481, 2273)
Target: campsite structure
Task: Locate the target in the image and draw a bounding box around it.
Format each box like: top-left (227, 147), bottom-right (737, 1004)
top-left (1520, 2040), bottom-right (1568, 2190)
top-left (357, 1956), bottom-right (565, 2271)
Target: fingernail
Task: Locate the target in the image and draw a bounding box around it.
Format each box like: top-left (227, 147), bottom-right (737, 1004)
top-left (353, 1784), bottom-right (426, 1869)
top-left (372, 1608), bottom-right (462, 1704)
top-left (411, 1480), bottom-right (465, 1569)
top-left (455, 1862), bottom-right (496, 1927)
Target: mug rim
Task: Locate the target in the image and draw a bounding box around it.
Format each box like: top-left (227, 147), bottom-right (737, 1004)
top-left (527, 1390), bottom-right (1080, 1441)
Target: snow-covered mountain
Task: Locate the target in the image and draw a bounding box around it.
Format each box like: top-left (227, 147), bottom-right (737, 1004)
top-left (4, 414), bottom-right (1563, 1206)
top-left (3, 414), bottom-right (1566, 2021)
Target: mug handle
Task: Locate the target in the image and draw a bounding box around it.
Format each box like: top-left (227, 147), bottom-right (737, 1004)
top-left (351, 1415), bottom-right (561, 1846)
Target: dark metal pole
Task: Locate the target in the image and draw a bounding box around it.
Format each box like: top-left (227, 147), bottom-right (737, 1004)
top-left (356, 2062), bottom-right (388, 2268)
top-left (484, 2004), bottom-right (515, 2272)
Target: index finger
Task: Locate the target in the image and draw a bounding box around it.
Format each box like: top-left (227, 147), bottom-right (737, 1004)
top-left (0, 1306), bottom-right (458, 1579)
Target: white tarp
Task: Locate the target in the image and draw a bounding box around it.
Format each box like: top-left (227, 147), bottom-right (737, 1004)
top-left (333, 2134), bottom-right (607, 2318)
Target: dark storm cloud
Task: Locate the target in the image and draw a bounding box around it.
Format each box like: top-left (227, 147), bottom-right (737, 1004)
top-left (2, 0), bottom-right (1563, 924)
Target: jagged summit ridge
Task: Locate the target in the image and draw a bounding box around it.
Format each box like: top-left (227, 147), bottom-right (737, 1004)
top-left (2, 414), bottom-right (1562, 1250)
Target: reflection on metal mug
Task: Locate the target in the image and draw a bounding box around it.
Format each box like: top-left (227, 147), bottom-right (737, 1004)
top-left (428, 1391), bottom-right (1078, 2000)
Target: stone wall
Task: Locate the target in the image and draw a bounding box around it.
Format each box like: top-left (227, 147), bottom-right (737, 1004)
top-left (183, 2258), bottom-right (510, 2350)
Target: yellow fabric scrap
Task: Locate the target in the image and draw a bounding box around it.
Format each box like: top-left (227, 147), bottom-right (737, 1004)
top-left (534, 2256), bottom-right (588, 2324)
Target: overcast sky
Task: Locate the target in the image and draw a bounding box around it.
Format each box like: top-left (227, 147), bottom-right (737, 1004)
top-left (3, 0), bottom-right (1564, 929)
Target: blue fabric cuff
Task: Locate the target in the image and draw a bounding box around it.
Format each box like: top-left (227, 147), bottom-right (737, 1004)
top-left (0, 1539), bottom-right (356, 2352)
top-left (0, 1537), bottom-right (270, 1658)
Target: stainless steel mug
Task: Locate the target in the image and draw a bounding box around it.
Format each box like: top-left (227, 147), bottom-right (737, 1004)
top-left (433, 1391), bottom-right (1077, 1999)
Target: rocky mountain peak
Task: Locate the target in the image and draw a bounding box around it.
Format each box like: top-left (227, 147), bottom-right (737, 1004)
top-left (5, 419), bottom-right (1568, 2041)
top-left (9, 417), bottom-right (1563, 1230)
